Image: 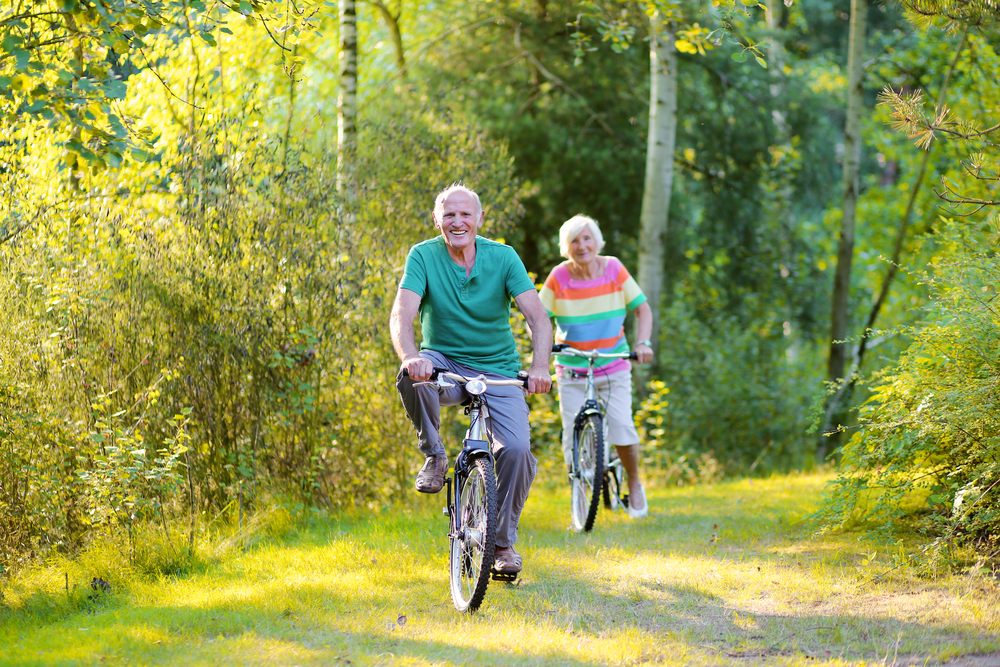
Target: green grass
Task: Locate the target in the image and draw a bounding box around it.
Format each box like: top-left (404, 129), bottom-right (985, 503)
top-left (2, 472), bottom-right (999, 666)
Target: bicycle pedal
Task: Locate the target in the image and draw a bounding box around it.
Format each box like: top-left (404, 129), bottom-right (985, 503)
top-left (491, 570), bottom-right (518, 582)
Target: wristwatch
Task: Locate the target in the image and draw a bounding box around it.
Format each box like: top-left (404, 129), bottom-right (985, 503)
top-left (635, 340), bottom-right (652, 348)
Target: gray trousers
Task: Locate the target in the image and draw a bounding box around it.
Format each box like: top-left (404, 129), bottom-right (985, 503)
top-left (396, 350), bottom-right (537, 549)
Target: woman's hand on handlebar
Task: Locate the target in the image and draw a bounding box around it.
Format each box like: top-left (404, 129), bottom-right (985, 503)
top-left (401, 357), bottom-right (434, 381)
top-left (634, 343), bottom-right (653, 364)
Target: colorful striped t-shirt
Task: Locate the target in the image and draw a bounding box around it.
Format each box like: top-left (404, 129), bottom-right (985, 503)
top-left (538, 256), bottom-right (647, 375)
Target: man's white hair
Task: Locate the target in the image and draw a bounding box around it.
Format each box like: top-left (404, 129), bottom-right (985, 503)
top-left (434, 183), bottom-right (482, 219)
top-left (558, 214), bottom-right (605, 259)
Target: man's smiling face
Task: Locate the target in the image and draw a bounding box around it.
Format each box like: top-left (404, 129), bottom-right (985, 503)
top-left (434, 191), bottom-right (484, 257)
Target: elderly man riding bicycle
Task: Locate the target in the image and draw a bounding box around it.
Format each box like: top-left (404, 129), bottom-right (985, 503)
top-left (390, 183), bottom-right (552, 577)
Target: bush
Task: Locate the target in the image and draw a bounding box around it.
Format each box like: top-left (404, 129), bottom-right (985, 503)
top-left (815, 224), bottom-right (1000, 557)
top-left (637, 299), bottom-right (820, 478)
top-left (0, 92), bottom-right (524, 576)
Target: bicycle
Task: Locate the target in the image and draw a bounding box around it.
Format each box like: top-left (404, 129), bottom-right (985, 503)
top-left (552, 343), bottom-right (638, 532)
top-left (406, 366), bottom-right (528, 613)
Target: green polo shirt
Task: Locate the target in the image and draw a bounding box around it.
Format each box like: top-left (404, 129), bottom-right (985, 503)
top-left (399, 236), bottom-right (535, 377)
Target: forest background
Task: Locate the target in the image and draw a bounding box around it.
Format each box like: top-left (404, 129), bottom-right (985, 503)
top-left (1, 0), bottom-right (999, 586)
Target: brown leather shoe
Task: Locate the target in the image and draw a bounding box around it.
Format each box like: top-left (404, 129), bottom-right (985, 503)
top-left (493, 545), bottom-right (522, 574)
top-left (415, 454), bottom-right (448, 493)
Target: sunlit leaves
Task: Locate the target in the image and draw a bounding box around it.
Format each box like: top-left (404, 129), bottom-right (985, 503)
top-left (0, 0), bottom-right (312, 169)
top-left (817, 225), bottom-right (1000, 553)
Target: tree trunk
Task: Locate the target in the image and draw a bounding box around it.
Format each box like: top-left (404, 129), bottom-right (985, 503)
top-left (636, 12), bottom-right (677, 381)
top-left (764, 0), bottom-right (788, 139)
top-left (818, 0), bottom-right (867, 460)
top-left (337, 0), bottom-right (358, 197)
top-left (818, 27), bottom-right (967, 444)
top-left (369, 1), bottom-right (406, 77)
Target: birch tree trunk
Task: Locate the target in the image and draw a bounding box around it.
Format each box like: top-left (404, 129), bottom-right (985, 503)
top-left (337, 0), bottom-right (358, 197)
top-left (765, 0), bottom-right (788, 139)
top-left (636, 12), bottom-right (677, 379)
top-left (819, 0), bottom-right (867, 459)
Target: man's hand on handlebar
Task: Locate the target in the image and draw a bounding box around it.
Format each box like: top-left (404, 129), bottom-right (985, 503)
top-left (526, 367), bottom-right (551, 395)
top-left (402, 356), bottom-right (434, 382)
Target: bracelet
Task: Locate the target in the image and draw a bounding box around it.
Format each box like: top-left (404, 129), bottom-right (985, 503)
top-left (635, 339), bottom-right (652, 348)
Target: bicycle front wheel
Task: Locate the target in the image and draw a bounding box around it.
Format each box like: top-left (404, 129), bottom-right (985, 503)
top-left (449, 456), bottom-right (498, 612)
top-left (570, 413), bottom-right (605, 532)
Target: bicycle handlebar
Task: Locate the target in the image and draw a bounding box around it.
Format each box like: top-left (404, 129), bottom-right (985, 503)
top-left (401, 367), bottom-right (529, 387)
top-left (551, 343), bottom-right (638, 361)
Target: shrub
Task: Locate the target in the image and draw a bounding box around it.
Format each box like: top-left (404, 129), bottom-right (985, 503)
top-left (637, 299), bottom-right (820, 478)
top-left (815, 224), bottom-right (1000, 558)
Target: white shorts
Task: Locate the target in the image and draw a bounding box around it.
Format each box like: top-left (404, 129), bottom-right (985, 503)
top-left (557, 367), bottom-right (640, 467)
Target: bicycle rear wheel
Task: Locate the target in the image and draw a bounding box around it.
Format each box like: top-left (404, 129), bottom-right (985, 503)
top-left (570, 413), bottom-right (605, 532)
top-left (449, 456), bottom-right (498, 612)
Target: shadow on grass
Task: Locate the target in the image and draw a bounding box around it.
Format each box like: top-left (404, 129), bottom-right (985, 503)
top-left (4, 476), bottom-right (998, 666)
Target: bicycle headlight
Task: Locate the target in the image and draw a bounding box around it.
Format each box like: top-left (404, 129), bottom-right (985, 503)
top-left (466, 377), bottom-right (487, 396)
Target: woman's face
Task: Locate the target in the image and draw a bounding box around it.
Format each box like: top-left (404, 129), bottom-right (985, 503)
top-left (569, 227), bottom-right (598, 266)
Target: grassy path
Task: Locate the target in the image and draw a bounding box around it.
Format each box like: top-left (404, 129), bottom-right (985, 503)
top-left (2, 472), bottom-right (999, 666)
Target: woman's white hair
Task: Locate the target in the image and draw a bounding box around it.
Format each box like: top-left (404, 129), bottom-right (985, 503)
top-left (558, 214), bottom-right (605, 259)
top-left (434, 183), bottom-right (482, 219)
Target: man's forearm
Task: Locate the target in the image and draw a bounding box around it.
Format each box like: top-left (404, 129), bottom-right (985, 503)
top-left (527, 317), bottom-right (553, 371)
top-left (390, 316), bottom-right (420, 362)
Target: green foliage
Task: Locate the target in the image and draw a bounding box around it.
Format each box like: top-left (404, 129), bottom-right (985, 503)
top-left (815, 223), bottom-right (1000, 556)
top-left (0, 11), bottom-right (525, 576)
top-left (0, 0), bottom-right (312, 167)
top-left (893, 0), bottom-right (1000, 32)
top-left (638, 299), bottom-right (820, 476)
top-left (76, 403), bottom-right (191, 560)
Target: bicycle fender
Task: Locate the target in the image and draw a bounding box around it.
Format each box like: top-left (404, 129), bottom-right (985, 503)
top-left (574, 404), bottom-right (602, 429)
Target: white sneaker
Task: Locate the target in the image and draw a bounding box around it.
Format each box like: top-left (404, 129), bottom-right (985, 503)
top-left (627, 485), bottom-right (648, 519)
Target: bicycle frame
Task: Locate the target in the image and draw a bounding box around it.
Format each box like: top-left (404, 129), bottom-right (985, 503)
top-left (446, 395), bottom-right (492, 527)
top-left (561, 347), bottom-right (634, 474)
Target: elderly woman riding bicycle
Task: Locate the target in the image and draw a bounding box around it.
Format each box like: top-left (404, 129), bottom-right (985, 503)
top-left (539, 214), bottom-right (652, 518)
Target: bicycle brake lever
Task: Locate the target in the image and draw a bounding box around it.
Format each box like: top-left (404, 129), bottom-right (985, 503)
top-left (414, 378), bottom-right (456, 388)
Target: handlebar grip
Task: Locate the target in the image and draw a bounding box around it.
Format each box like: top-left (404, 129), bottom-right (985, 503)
top-left (400, 366), bottom-right (447, 380)
top-left (552, 343), bottom-right (568, 353)
top-left (629, 352), bottom-right (638, 361)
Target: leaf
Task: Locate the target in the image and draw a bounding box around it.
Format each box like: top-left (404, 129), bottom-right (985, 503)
top-left (2, 32), bottom-right (24, 52)
top-left (731, 51), bottom-right (747, 63)
top-left (11, 48), bottom-right (30, 71)
top-left (755, 55), bottom-right (768, 68)
top-left (104, 78), bottom-right (127, 100)
top-left (675, 39), bottom-right (699, 54)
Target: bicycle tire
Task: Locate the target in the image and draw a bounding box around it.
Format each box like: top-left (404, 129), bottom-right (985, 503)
top-left (570, 413), bottom-right (605, 532)
top-left (449, 456), bottom-right (498, 612)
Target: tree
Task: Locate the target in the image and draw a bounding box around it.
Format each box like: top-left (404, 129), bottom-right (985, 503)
top-left (818, 0), bottom-right (867, 460)
top-left (636, 11), bottom-right (677, 371)
top-left (338, 0), bottom-right (358, 196)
